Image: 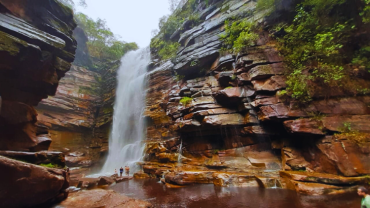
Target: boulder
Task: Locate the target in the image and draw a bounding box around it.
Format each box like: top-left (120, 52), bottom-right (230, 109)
top-left (0, 156), bottom-right (69, 208)
top-left (98, 176), bottom-right (115, 186)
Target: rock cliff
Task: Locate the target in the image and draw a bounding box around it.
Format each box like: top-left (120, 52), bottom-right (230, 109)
top-left (142, 0), bottom-right (370, 194)
top-left (0, 0), bottom-right (76, 206)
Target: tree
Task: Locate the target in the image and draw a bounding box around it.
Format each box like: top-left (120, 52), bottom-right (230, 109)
top-left (75, 13), bottom-right (138, 61)
top-left (58, 0), bottom-right (87, 8)
top-left (169, 0), bottom-right (181, 12)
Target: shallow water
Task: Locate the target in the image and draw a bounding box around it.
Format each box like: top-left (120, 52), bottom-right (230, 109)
top-left (110, 179), bottom-right (360, 208)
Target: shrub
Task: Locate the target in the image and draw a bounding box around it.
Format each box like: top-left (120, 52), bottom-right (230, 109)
top-left (219, 20), bottom-right (258, 53)
top-left (180, 97), bottom-right (193, 105)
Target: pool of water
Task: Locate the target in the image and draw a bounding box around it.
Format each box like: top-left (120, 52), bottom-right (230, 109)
top-left (109, 179), bottom-right (360, 208)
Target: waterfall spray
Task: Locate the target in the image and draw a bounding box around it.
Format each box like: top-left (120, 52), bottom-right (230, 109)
top-left (100, 48), bottom-right (151, 175)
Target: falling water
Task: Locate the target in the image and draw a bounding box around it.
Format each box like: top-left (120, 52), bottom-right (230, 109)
top-left (100, 48), bottom-right (151, 175)
top-left (177, 140), bottom-right (183, 163)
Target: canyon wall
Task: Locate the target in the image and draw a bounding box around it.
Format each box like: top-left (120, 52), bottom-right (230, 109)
top-left (0, 0), bottom-right (76, 206)
top-left (142, 0), bottom-right (370, 194)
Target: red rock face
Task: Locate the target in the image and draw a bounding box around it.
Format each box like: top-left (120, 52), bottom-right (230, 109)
top-left (0, 0), bottom-right (77, 151)
top-left (0, 0), bottom-right (76, 206)
top-left (36, 65), bottom-right (101, 130)
top-left (143, 0), bottom-right (370, 195)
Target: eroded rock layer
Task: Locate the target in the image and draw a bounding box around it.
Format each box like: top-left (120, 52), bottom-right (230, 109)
top-left (143, 0), bottom-right (370, 194)
top-left (0, 0), bottom-right (77, 205)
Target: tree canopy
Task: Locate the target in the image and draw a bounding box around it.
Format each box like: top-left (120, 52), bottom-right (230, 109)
top-left (75, 13), bottom-right (138, 61)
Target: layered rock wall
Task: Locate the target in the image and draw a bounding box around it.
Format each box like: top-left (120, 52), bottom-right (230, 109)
top-left (143, 0), bottom-right (370, 194)
top-left (0, 0), bottom-right (77, 205)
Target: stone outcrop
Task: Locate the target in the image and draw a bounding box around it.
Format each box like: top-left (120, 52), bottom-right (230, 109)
top-left (0, 0), bottom-right (77, 206)
top-left (143, 0), bottom-right (370, 195)
top-left (0, 156), bottom-right (69, 208)
top-left (36, 65), bottom-right (100, 130)
top-left (0, 0), bottom-right (76, 151)
top-left (58, 189), bottom-right (153, 208)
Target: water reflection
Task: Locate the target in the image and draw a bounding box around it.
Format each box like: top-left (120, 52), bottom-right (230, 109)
top-left (110, 179), bottom-right (360, 208)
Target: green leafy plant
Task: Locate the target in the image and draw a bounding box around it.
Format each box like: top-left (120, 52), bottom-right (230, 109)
top-left (39, 163), bottom-right (58, 168)
top-left (175, 74), bottom-right (185, 81)
top-left (75, 13), bottom-right (138, 61)
top-left (180, 97), bottom-right (193, 105)
top-left (190, 59), bottom-right (199, 67)
top-left (219, 20), bottom-right (258, 53)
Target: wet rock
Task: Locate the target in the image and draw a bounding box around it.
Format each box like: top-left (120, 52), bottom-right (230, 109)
top-left (156, 153), bottom-right (179, 163)
top-left (248, 63), bottom-right (284, 80)
top-left (58, 189), bottom-right (153, 208)
top-left (316, 135), bottom-right (370, 176)
top-left (284, 119), bottom-right (325, 135)
top-left (242, 126), bottom-right (276, 135)
top-left (98, 176), bottom-right (115, 186)
top-left (252, 75), bottom-right (287, 91)
top-left (203, 114), bottom-right (252, 126)
top-left (66, 156), bottom-right (93, 168)
top-left (245, 151), bottom-right (281, 169)
top-left (69, 151), bottom-right (85, 157)
top-left (165, 171), bottom-right (215, 185)
top-left (0, 150), bottom-right (65, 167)
top-left (280, 171), bottom-right (370, 186)
top-left (134, 172), bottom-right (153, 179)
top-left (213, 172), bottom-right (260, 187)
top-left (77, 178), bottom-right (99, 189)
top-left (0, 156), bottom-right (69, 208)
top-left (284, 180), bottom-right (358, 195)
top-left (31, 134), bottom-right (52, 151)
top-left (116, 176), bottom-right (133, 183)
top-left (214, 86), bottom-right (255, 105)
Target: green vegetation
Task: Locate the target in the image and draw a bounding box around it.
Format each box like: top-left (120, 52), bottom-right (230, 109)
top-left (336, 122), bottom-right (369, 144)
top-left (180, 97), bottom-right (193, 105)
top-left (308, 112), bottom-right (326, 121)
top-left (39, 163), bottom-right (58, 168)
top-left (175, 74), bottom-right (185, 81)
top-left (255, 0), bottom-right (370, 103)
top-left (150, 0), bottom-right (204, 60)
top-left (75, 13), bottom-right (138, 62)
top-left (225, 86), bottom-right (233, 89)
top-left (219, 20), bottom-right (258, 53)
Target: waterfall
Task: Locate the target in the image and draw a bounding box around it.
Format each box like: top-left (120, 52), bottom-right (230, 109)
top-left (100, 48), bottom-right (151, 175)
top-left (177, 140), bottom-right (183, 163)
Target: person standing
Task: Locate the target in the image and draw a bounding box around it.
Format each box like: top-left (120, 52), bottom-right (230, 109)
top-left (358, 187), bottom-right (370, 208)
top-left (125, 166), bottom-right (130, 176)
top-left (119, 167), bottom-right (123, 177)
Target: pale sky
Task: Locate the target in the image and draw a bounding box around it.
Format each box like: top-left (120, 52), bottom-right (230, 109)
top-left (74, 0), bottom-right (171, 48)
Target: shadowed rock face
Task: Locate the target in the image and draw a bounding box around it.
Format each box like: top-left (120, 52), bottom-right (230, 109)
top-left (144, 0), bottom-right (370, 194)
top-left (0, 0), bottom-right (77, 206)
top-left (0, 0), bottom-right (77, 151)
